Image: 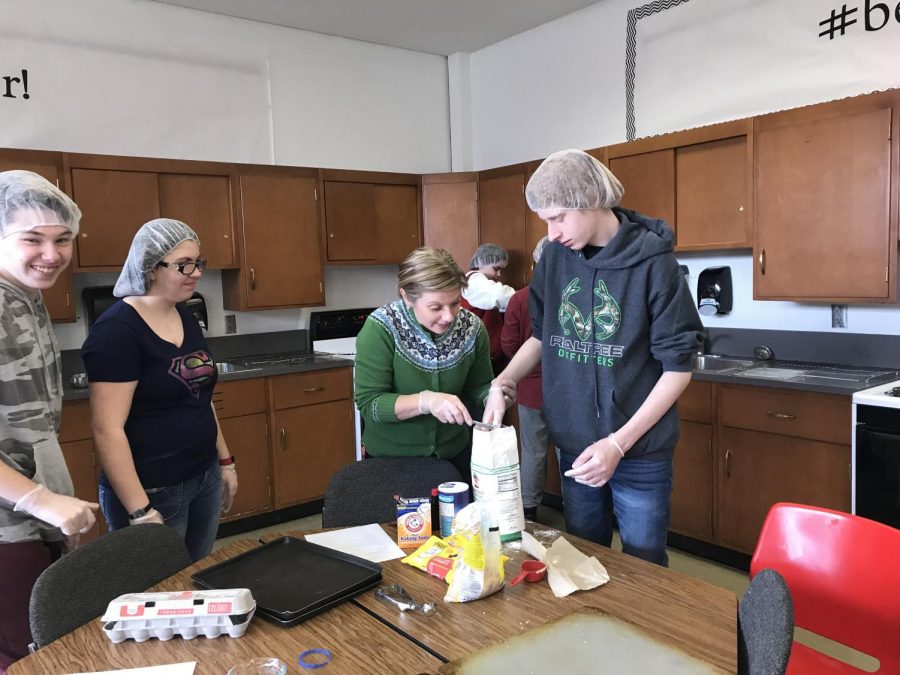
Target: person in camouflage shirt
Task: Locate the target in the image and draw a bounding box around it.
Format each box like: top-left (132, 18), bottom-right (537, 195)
top-left (0, 170), bottom-right (98, 673)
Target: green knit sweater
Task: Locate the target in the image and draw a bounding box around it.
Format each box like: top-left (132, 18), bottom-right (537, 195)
top-left (354, 300), bottom-right (493, 459)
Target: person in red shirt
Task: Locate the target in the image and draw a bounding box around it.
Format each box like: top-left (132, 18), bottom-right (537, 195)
top-left (500, 237), bottom-right (556, 521)
top-left (461, 243), bottom-right (516, 375)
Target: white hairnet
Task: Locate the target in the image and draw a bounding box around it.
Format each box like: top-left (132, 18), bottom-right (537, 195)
top-left (532, 236), bottom-right (549, 263)
top-left (0, 170), bottom-right (81, 237)
top-left (469, 243), bottom-right (508, 270)
top-left (114, 218), bottom-right (199, 297)
top-left (525, 149), bottom-right (624, 211)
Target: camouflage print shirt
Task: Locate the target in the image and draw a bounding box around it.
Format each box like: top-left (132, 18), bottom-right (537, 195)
top-left (0, 279), bottom-right (72, 543)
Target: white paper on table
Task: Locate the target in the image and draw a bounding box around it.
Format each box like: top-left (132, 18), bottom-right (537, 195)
top-left (70, 662), bottom-right (196, 675)
top-left (305, 523), bottom-right (405, 562)
top-left (522, 531), bottom-right (610, 598)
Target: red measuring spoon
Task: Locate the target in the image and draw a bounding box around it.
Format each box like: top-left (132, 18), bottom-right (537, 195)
top-left (509, 559), bottom-right (547, 586)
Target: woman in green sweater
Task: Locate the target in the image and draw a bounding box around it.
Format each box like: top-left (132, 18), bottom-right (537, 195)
top-left (354, 248), bottom-right (511, 477)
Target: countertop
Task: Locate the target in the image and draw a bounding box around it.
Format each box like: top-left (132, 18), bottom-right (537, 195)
top-left (63, 351), bottom-right (892, 403)
top-left (62, 353), bottom-right (354, 402)
top-left (691, 359), bottom-right (898, 396)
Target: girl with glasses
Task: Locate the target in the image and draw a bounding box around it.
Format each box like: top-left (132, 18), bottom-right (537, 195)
top-left (82, 219), bottom-right (238, 561)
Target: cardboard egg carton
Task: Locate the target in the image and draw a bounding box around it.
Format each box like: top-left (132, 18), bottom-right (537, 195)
top-left (100, 589), bottom-right (256, 643)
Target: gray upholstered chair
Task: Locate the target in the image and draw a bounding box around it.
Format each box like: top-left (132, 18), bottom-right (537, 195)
top-left (738, 567), bottom-right (794, 675)
top-left (322, 457), bottom-right (462, 527)
top-left (29, 523), bottom-right (192, 648)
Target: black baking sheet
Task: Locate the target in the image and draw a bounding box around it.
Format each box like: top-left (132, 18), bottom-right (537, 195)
top-left (192, 536), bottom-right (382, 626)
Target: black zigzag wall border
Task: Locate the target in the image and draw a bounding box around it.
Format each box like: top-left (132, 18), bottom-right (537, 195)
top-left (626, 0), bottom-right (694, 140)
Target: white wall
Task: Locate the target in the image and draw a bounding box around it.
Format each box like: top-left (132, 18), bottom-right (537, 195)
top-left (0, 0), bottom-right (450, 349)
top-left (465, 0), bottom-right (900, 336)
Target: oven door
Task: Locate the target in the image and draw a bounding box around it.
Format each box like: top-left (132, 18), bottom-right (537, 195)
top-left (855, 404), bottom-right (900, 529)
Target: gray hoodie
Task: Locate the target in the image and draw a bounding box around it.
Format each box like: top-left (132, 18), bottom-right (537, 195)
top-left (529, 208), bottom-right (703, 460)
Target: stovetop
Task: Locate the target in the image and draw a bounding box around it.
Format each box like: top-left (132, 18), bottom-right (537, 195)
top-left (852, 379), bottom-right (900, 409)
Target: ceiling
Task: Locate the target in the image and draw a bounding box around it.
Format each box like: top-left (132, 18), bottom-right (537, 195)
top-left (150, 0), bottom-right (605, 55)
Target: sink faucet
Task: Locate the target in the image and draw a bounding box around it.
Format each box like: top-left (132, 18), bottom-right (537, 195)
top-left (698, 330), bottom-right (723, 355)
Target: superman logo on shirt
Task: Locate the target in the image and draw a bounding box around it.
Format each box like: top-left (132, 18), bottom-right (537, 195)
top-left (168, 350), bottom-right (215, 398)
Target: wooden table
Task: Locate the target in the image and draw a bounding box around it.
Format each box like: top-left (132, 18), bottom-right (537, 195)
top-left (13, 525), bottom-right (737, 674)
top-left (10, 539), bottom-right (441, 675)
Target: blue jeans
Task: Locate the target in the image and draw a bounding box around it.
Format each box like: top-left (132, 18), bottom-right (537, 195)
top-left (558, 454), bottom-right (672, 567)
top-left (99, 459), bottom-right (223, 562)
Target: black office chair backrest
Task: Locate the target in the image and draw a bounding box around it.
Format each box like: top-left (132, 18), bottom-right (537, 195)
top-left (322, 457), bottom-right (462, 528)
top-left (29, 523), bottom-right (193, 648)
top-left (738, 568), bottom-right (794, 675)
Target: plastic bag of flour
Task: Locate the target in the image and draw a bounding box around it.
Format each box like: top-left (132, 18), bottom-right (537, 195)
top-left (444, 501), bottom-right (504, 603)
top-left (471, 423), bottom-right (525, 542)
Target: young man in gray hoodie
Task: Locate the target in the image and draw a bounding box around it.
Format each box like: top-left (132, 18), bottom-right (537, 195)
top-left (485, 149), bottom-right (703, 566)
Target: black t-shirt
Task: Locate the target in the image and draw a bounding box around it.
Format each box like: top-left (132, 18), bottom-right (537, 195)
top-left (82, 301), bottom-right (218, 488)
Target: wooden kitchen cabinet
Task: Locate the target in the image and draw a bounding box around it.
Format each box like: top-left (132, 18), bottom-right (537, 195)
top-left (59, 399), bottom-right (103, 542)
top-left (608, 149), bottom-right (676, 233)
top-left (422, 172), bottom-right (479, 271)
top-left (269, 368), bottom-right (355, 508)
top-left (478, 164), bottom-right (528, 288)
top-left (213, 378), bottom-right (271, 522)
top-left (715, 385), bottom-right (851, 554)
top-left (754, 93), bottom-right (898, 302)
top-left (606, 119), bottom-right (752, 251)
top-left (66, 154), bottom-right (238, 271)
top-left (322, 170), bottom-right (421, 264)
top-left (222, 166), bottom-right (324, 310)
top-left (671, 380), bottom-right (714, 542)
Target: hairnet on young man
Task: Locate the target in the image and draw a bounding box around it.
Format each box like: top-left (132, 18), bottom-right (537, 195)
top-left (113, 218), bottom-right (199, 297)
top-left (525, 149), bottom-right (625, 211)
top-left (0, 170), bottom-right (81, 237)
top-left (469, 243), bottom-right (509, 270)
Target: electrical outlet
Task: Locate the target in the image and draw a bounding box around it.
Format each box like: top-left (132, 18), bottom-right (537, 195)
top-left (831, 304), bottom-right (847, 329)
top-left (224, 315), bottom-right (237, 335)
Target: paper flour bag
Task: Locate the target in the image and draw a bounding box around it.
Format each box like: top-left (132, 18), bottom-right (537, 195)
top-left (471, 423), bottom-right (525, 541)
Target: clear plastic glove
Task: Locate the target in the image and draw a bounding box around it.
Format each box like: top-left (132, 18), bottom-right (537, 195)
top-left (221, 465), bottom-right (238, 513)
top-left (482, 380), bottom-right (516, 426)
top-left (418, 390), bottom-right (473, 425)
top-left (564, 438), bottom-right (623, 488)
top-left (129, 507), bottom-right (164, 526)
top-left (13, 484), bottom-right (99, 535)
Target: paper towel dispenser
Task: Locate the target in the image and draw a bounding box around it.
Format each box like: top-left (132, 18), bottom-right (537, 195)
top-left (697, 266), bottom-right (732, 316)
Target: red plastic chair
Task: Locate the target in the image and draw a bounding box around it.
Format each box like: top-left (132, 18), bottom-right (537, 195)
top-left (750, 503), bottom-right (900, 674)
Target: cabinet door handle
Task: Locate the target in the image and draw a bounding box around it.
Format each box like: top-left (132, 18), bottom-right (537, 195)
top-left (303, 386), bottom-right (324, 393)
top-left (280, 428), bottom-right (286, 450)
top-left (724, 449), bottom-right (732, 478)
top-left (766, 411), bottom-right (796, 421)
top-left (250, 267), bottom-right (256, 290)
top-left (758, 248), bottom-right (766, 275)
top-left (65, 292), bottom-right (70, 308)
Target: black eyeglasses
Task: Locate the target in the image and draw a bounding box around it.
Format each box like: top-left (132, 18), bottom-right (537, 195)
top-left (156, 258), bottom-right (208, 275)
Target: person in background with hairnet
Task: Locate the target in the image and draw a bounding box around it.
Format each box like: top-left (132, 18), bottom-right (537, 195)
top-left (0, 170), bottom-right (98, 674)
top-left (500, 236), bottom-right (557, 522)
top-left (82, 219), bottom-right (237, 561)
top-left (461, 243), bottom-right (516, 375)
top-left (485, 150), bottom-right (703, 566)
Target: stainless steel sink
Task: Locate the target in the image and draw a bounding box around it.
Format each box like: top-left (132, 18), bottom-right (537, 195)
top-left (216, 361), bottom-right (262, 374)
top-left (692, 355), bottom-right (756, 372)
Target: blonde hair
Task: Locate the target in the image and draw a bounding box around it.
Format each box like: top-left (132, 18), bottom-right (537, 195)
top-left (398, 247), bottom-right (467, 301)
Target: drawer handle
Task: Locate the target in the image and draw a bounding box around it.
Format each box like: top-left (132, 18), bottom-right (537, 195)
top-left (766, 411), bottom-right (796, 421)
top-left (303, 386), bottom-right (325, 393)
top-left (280, 428), bottom-right (286, 450)
top-left (725, 449), bottom-right (732, 478)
